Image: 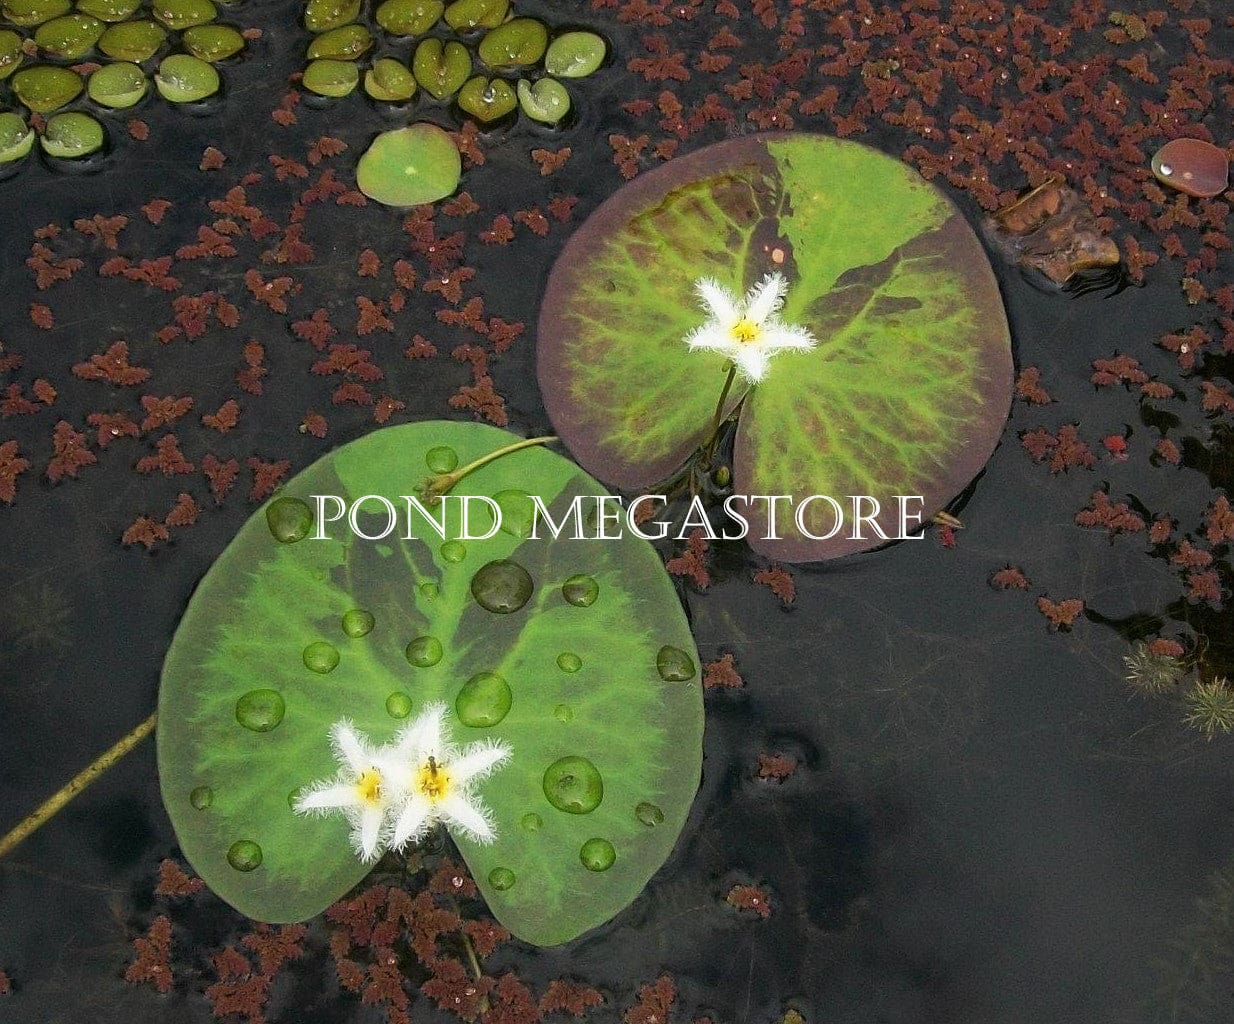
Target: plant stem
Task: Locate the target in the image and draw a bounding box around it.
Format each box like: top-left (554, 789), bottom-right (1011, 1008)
top-left (0, 712), bottom-right (157, 862)
top-left (422, 435), bottom-right (558, 501)
top-left (701, 363), bottom-right (738, 468)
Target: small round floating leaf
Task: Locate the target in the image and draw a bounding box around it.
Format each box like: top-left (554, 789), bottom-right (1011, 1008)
top-left (455, 670), bottom-right (512, 727)
top-left (471, 559), bottom-right (533, 614)
top-left (151, 0), bottom-right (215, 29)
top-left (425, 445), bottom-right (458, 473)
top-left (2, 0), bottom-right (70, 27)
top-left (155, 53), bottom-right (219, 101)
top-left (516, 77), bottom-right (569, 124)
top-left (0, 30), bottom-right (23, 80)
top-left (457, 75), bottom-right (515, 123)
top-left (488, 866), bottom-right (515, 890)
top-left (190, 785), bottom-right (214, 809)
top-left (75, 0), bottom-right (140, 21)
top-left (544, 31), bottom-right (605, 78)
top-left (235, 688), bottom-right (285, 732)
top-left (158, 421), bottom-right (702, 945)
top-left (405, 634), bottom-right (442, 667)
top-left (87, 61), bottom-right (148, 108)
top-left (363, 57), bottom-right (416, 102)
top-left (561, 574), bottom-right (598, 607)
top-left (385, 691), bottom-right (412, 718)
top-left (98, 19), bottom-right (166, 61)
top-left (543, 755), bottom-right (603, 814)
top-left (374, 0), bottom-right (442, 35)
top-left (227, 840), bottom-right (262, 871)
top-left (303, 0), bottom-right (359, 32)
top-left (303, 641), bottom-right (340, 674)
top-left (356, 123), bottom-right (461, 207)
top-left (0, 113), bottom-right (34, 163)
top-left (1151, 138), bottom-right (1229, 200)
top-left (443, 0), bottom-right (506, 30)
top-left (412, 37), bottom-right (469, 100)
top-left (302, 57), bottom-right (357, 97)
top-left (538, 133), bottom-right (1013, 562)
top-left (478, 17), bottom-right (546, 69)
top-left (13, 65), bottom-right (83, 112)
top-left (306, 23), bottom-right (371, 60)
top-left (182, 24), bottom-right (245, 61)
top-left (341, 608), bottom-right (375, 637)
top-left (33, 14), bottom-right (104, 58)
top-left (656, 645), bottom-right (694, 682)
top-left (580, 837), bottom-right (615, 872)
top-left (265, 496), bottom-right (313, 543)
top-left (39, 110), bottom-right (103, 157)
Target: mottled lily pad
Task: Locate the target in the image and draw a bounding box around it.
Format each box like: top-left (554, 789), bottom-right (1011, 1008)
top-left (538, 133), bottom-right (1013, 561)
top-left (356, 122), bottom-right (459, 207)
top-left (158, 422), bottom-right (703, 946)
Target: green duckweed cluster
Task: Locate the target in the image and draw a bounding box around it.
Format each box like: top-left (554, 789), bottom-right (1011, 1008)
top-left (300, 0), bottom-right (606, 127)
top-left (0, 0), bottom-right (251, 163)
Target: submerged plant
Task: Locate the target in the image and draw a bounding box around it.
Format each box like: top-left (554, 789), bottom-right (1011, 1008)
top-left (1123, 640), bottom-right (1186, 695)
top-left (1183, 679), bottom-right (1234, 740)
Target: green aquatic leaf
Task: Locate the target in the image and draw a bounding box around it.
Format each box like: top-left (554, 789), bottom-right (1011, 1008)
top-left (538, 133), bottom-right (1013, 560)
top-left (158, 422), bottom-right (703, 946)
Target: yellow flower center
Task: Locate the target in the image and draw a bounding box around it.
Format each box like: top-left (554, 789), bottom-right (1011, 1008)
top-left (355, 769), bottom-right (384, 806)
top-left (730, 318), bottom-right (761, 344)
top-left (416, 757), bottom-right (451, 802)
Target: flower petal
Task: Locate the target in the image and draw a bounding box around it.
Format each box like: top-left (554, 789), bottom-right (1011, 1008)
top-left (295, 780), bottom-right (358, 814)
top-left (352, 805), bottom-right (386, 862)
top-left (391, 701), bottom-right (448, 762)
top-left (439, 793), bottom-right (496, 844)
top-left (450, 739), bottom-right (512, 785)
top-left (684, 324), bottom-right (736, 355)
top-left (390, 793), bottom-right (434, 849)
top-left (732, 345), bottom-right (771, 383)
top-left (745, 272), bottom-right (787, 325)
top-left (330, 720), bottom-right (369, 774)
top-left (762, 322), bottom-right (818, 353)
top-left (695, 277), bottom-right (738, 324)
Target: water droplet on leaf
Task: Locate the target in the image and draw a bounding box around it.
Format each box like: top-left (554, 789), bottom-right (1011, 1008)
top-left (471, 559), bottom-right (533, 614)
top-left (656, 645), bottom-right (695, 681)
top-left (440, 540), bottom-right (467, 563)
top-left (488, 866), bottom-right (515, 890)
top-left (425, 445), bottom-right (458, 473)
top-left (553, 703), bottom-right (574, 723)
top-left (543, 755), bottom-right (603, 814)
top-left (386, 691), bottom-right (413, 718)
top-left (235, 689), bottom-right (285, 732)
top-left (189, 785), bottom-right (213, 809)
top-left (303, 641), bottom-right (340, 674)
top-left (341, 609), bottom-right (375, 637)
top-left (227, 839), bottom-right (262, 871)
top-left (579, 837), bottom-right (615, 872)
top-left (635, 801), bottom-right (664, 827)
top-left (556, 652), bottom-right (582, 673)
top-left (405, 635), bottom-right (443, 667)
top-left (520, 812), bottom-right (542, 832)
top-left (455, 670), bottom-right (512, 727)
top-left (266, 496), bottom-right (313, 543)
top-left (561, 574), bottom-right (598, 607)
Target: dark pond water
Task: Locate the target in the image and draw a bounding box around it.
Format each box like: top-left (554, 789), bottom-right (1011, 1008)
top-left (2, 1), bottom-right (1233, 1022)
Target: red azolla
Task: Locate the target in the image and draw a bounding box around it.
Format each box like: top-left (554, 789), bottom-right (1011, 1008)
top-left (1154, 439), bottom-right (1182, 466)
top-left (245, 269), bottom-right (298, 313)
top-left (86, 412), bottom-right (139, 447)
top-left (164, 492), bottom-right (200, 528)
top-left (333, 382), bottom-right (374, 406)
top-left (142, 199), bottom-right (172, 225)
top-left (127, 119), bottom-right (149, 140)
top-left (442, 191), bottom-right (480, 217)
top-left (140, 394), bottom-right (194, 432)
top-left (242, 923), bottom-right (307, 978)
top-left (1149, 638), bottom-right (1186, 658)
top-left (175, 225), bottom-right (237, 260)
top-left (301, 411), bottom-right (327, 438)
top-left (666, 527), bottom-right (710, 588)
top-left (449, 376), bottom-right (507, 426)
top-left (757, 753), bottom-right (797, 781)
top-left (463, 918), bottom-right (509, 958)
top-left (1015, 366), bottom-right (1053, 404)
top-left (1201, 381), bottom-right (1234, 414)
top-left (292, 309), bottom-right (337, 350)
top-left (1204, 497), bottom-right (1234, 544)
top-left (703, 652), bottom-right (743, 689)
top-left (0, 970), bottom-right (9, 995)
top-left (405, 335), bottom-right (437, 360)
top-left (26, 243), bottom-right (84, 290)
top-left (29, 303), bottom-right (54, 329)
top-left (480, 215), bottom-right (515, 245)
top-left (373, 395), bottom-right (405, 424)
top-left (307, 135), bottom-right (347, 165)
top-left (203, 453), bottom-right (240, 504)
top-left (205, 947), bottom-right (270, 1024)
top-left (155, 858), bottom-right (204, 897)
top-left (1020, 424), bottom-right (1095, 473)
top-left (136, 435), bottom-right (194, 476)
top-left (991, 565), bottom-right (1030, 590)
top-left (124, 915), bottom-right (173, 993)
top-left (1037, 595), bottom-right (1084, 631)
top-left (247, 457), bottom-right (290, 502)
top-left (73, 213), bottom-right (127, 250)
top-left (548, 196), bottom-right (580, 222)
top-left (47, 421), bottom-right (96, 482)
top-left (1075, 490), bottom-right (1145, 537)
top-left (726, 883), bottom-right (772, 918)
top-left (626, 975), bottom-right (676, 1024)
top-left (1149, 517), bottom-right (1174, 544)
top-left (531, 147), bottom-right (571, 176)
top-left (0, 440), bottom-right (30, 503)
top-left (753, 564), bottom-right (795, 604)
top-left (31, 379), bottom-right (54, 405)
top-left (237, 341), bottom-right (268, 396)
top-left (609, 133), bottom-right (649, 179)
top-left (484, 973), bottom-right (539, 1024)
top-left (1171, 540), bottom-right (1213, 569)
top-left (202, 399), bottom-right (240, 433)
top-left (420, 957), bottom-right (491, 1020)
top-left (424, 267), bottom-right (476, 305)
top-left (356, 297), bottom-right (394, 335)
top-left (199, 146), bottom-right (227, 171)
top-left (0, 385), bottom-right (39, 418)
top-left (1102, 434), bottom-right (1128, 461)
top-left (358, 249), bottom-right (381, 277)
top-left (1186, 570), bottom-right (1222, 604)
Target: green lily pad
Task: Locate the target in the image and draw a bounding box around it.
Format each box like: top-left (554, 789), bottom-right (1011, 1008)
top-left (157, 422), bottom-right (703, 946)
top-left (40, 110), bottom-right (104, 157)
top-left (517, 76), bottom-right (568, 124)
top-left (98, 19), bottom-right (166, 61)
top-left (12, 64), bottom-right (83, 112)
top-left (302, 57), bottom-right (357, 97)
top-left (544, 30), bottom-right (606, 78)
top-left (457, 75), bottom-right (515, 123)
top-left (478, 16), bottom-right (546, 69)
top-left (154, 52), bottom-right (218, 101)
top-left (412, 36), bottom-right (469, 100)
top-left (33, 14), bottom-right (105, 59)
top-left (374, 0), bottom-right (441, 35)
top-left (0, 112), bottom-right (34, 162)
top-left (537, 133), bottom-right (1013, 562)
top-left (87, 60), bottom-right (148, 107)
top-left (363, 57), bottom-right (415, 102)
top-left (356, 123), bottom-right (459, 206)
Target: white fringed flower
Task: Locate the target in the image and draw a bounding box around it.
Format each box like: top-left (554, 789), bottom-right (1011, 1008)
top-left (384, 702), bottom-right (511, 849)
top-left (683, 272), bottom-right (818, 383)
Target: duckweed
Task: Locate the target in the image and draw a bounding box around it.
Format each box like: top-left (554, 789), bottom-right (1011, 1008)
top-left (443, 0), bottom-right (506, 31)
top-left (303, 0), bottom-right (359, 32)
top-left (0, 112), bottom-right (34, 163)
top-left (151, 0), bottom-right (217, 30)
top-left (182, 23), bottom-right (244, 61)
top-left (2, 0), bottom-right (71, 28)
top-left (374, 0), bottom-right (441, 35)
top-left (75, 0), bottom-right (141, 21)
top-left (40, 111), bottom-right (105, 158)
top-left (33, 14), bottom-right (105, 59)
top-left (363, 56), bottom-right (416, 101)
top-left (98, 19), bottom-right (166, 61)
top-left (457, 75), bottom-right (515, 122)
top-left (544, 30), bottom-right (605, 78)
top-left (154, 53), bottom-right (219, 101)
top-left (306, 23), bottom-right (372, 60)
top-left (302, 56), bottom-right (357, 97)
top-left (87, 60), bottom-right (148, 107)
top-left (12, 65), bottom-right (83, 112)
top-left (412, 36), bottom-right (469, 99)
top-left (356, 122), bottom-right (461, 207)
top-left (516, 77), bottom-right (569, 124)
top-left (478, 17), bottom-right (547, 69)
top-left (0, 29), bottom-right (22, 80)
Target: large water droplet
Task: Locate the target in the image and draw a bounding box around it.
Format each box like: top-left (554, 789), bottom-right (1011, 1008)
top-left (236, 689), bottom-right (285, 732)
top-left (562, 574), bottom-right (598, 607)
top-left (455, 670), bottom-right (512, 727)
top-left (440, 539), bottom-right (467, 563)
top-left (406, 635), bottom-right (443, 667)
top-left (636, 801), bottom-right (664, 827)
top-left (579, 837), bottom-right (615, 872)
top-left (656, 645), bottom-right (695, 681)
top-left (553, 703), bottom-right (574, 723)
top-left (190, 785), bottom-right (213, 810)
top-left (520, 812), bottom-right (543, 832)
top-left (543, 755), bottom-right (603, 814)
top-left (488, 866), bottom-right (515, 891)
top-left (266, 496), bottom-right (313, 543)
top-left (341, 608), bottom-right (375, 637)
top-left (493, 488), bottom-right (536, 538)
top-left (471, 559), bottom-right (533, 614)
top-left (556, 652), bottom-right (582, 673)
top-left (386, 690), bottom-right (413, 718)
top-left (303, 641), bottom-right (340, 674)
top-left (418, 580), bottom-right (440, 600)
top-left (227, 839), bottom-right (263, 872)
top-left (425, 445), bottom-right (458, 473)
